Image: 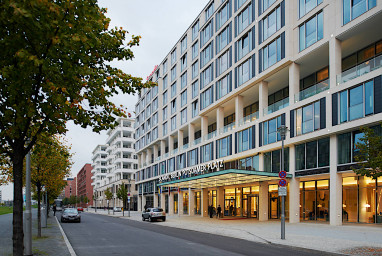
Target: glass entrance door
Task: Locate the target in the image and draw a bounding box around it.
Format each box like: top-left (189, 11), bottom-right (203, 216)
top-left (249, 195), bottom-right (259, 218)
top-left (269, 193), bottom-right (279, 219)
top-left (225, 199), bottom-right (235, 216)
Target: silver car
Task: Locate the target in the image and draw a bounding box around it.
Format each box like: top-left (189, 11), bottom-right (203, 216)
top-left (142, 208), bottom-right (166, 222)
top-left (61, 208), bottom-right (81, 223)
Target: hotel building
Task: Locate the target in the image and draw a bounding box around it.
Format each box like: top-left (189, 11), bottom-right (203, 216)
top-left (91, 118), bottom-right (139, 209)
top-left (135, 0), bottom-right (382, 225)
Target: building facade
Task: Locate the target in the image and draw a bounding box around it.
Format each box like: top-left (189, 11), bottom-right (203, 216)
top-left (76, 163), bottom-right (93, 207)
top-left (64, 177), bottom-right (76, 199)
top-left (135, 0), bottom-right (382, 225)
top-left (91, 118), bottom-right (139, 209)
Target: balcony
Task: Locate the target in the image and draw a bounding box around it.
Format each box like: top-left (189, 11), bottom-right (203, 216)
top-left (170, 148), bottom-right (178, 155)
top-left (203, 131), bottom-right (217, 141)
top-left (182, 143), bottom-right (189, 150)
top-left (238, 111), bottom-right (259, 126)
top-left (192, 138), bottom-right (202, 146)
top-left (219, 123), bottom-right (235, 135)
top-left (294, 79), bottom-right (329, 102)
top-left (155, 156), bottom-right (161, 162)
top-left (337, 55), bottom-right (382, 84)
top-left (264, 98), bottom-right (289, 116)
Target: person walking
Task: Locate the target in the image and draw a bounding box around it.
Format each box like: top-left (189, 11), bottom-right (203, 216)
top-left (209, 205), bottom-right (214, 218)
top-left (217, 205), bottom-right (222, 219)
top-left (53, 204), bottom-right (57, 216)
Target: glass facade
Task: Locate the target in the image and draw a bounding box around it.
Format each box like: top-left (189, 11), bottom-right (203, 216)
top-left (300, 180), bottom-right (329, 222)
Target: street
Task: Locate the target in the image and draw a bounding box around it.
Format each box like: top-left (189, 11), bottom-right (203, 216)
top-left (60, 212), bottom-right (338, 256)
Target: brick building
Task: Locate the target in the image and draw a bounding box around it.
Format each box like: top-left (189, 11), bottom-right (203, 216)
top-left (77, 163), bottom-right (93, 207)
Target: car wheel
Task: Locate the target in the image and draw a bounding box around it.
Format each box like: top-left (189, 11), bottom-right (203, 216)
top-left (142, 216), bottom-right (145, 221)
top-left (162, 217), bottom-right (166, 221)
top-left (149, 217), bottom-right (152, 222)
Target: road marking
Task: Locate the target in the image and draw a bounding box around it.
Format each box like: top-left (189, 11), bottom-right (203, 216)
top-left (55, 216), bottom-right (77, 256)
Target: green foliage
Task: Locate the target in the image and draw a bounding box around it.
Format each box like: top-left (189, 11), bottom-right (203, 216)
top-left (69, 195), bottom-right (77, 205)
top-left (104, 188), bottom-right (113, 201)
top-left (116, 182), bottom-right (128, 209)
top-left (353, 125), bottom-right (382, 180)
top-left (62, 197), bottom-right (69, 206)
top-left (0, 206), bottom-right (13, 215)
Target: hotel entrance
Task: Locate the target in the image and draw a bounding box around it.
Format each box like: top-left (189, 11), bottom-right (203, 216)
top-left (243, 195), bottom-right (259, 218)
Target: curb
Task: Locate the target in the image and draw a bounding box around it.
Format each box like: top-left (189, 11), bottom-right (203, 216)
top-left (55, 216), bottom-right (77, 256)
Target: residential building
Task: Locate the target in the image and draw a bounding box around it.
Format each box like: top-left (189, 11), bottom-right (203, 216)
top-left (91, 118), bottom-right (139, 210)
top-left (135, 0), bottom-right (382, 225)
top-left (76, 163), bottom-right (93, 207)
top-left (64, 178), bottom-right (76, 199)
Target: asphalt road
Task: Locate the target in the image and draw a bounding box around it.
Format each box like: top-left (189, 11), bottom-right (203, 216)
top-left (59, 212), bottom-right (341, 256)
top-left (0, 210), bottom-right (13, 256)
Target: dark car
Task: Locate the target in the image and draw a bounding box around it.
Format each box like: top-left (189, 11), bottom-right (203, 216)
top-left (142, 208), bottom-right (166, 222)
top-left (61, 208), bottom-right (81, 223)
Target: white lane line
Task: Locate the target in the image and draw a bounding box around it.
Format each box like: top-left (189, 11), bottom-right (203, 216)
top-left (55, 216), bottom-right (77, 256)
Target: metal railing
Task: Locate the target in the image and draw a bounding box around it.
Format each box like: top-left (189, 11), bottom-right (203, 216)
top-left (238, 111), bottom-right (259, 126)
top-left (337, 55), bottom-right (382, 84)
top-left (264, 98), bottom-right (289, 116)
top-left (219, 123), bottom-right (236, 134)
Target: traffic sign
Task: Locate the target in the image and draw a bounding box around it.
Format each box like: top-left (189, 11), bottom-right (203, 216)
top-left (279, 179), bottom-right (287, 187)
top-left (279, 171), bottom-right (287, 179)
top-left (278, 186), bottom-right (287, 196)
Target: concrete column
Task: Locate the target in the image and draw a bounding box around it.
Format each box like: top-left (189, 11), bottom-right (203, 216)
top-left (138, 154), bottom-right (142, 168)
top-left (153, 144), bottom-right (159, 159)
top-left (142, 195), bottom-right (147, 210)
top-left (189, 188), bottom-right (195, 216)
top-left (138, 194), bottom-right (142, 211)
top-left (289, 62), bottom-right (300, 105)
top-left (160, 140), bottom-right (166, 155)
top-left (330, 135), bottom-right (342, 225)
top-left (169, 192), bottom-right (174, 215)
top-left (235, 95), bottom-right (244, 126)
top-left (178, 130), bottom-right (184, 148)
top-left (259, 81), bottom-right (268, 117)
top-left (178, 190), bottom-right (183, 216)
top-left (258, 153), bottom-right (264, 171)
top-left (217, 187), bottom-right (224, 217)
top-left (169, 135), bottom-right (174, 154)
top-left (329, 38), bottom-right (342, 87)
top-left (201, 188), bottom-right (209, 217)
top-left (216, 107), bottom-right (224, 133)
top-left (189, 123), bottom-right (195, 142)
top-left (153, 181), bottom-right (158, 207)
top-left (147, 148), bottom-right (152, 164)
top-left (288, 145), bottom-right (300, 223)
top-left (142, 152), bottom-right (146, 166)
top-left (201, 116), bottom-right (208, 139)
top-left (160, 193), bottom-right (165, 210)
top-left (259, 181), bottom-right (269, 221)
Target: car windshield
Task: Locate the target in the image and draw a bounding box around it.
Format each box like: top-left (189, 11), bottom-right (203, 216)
top-left (153, 208), bottom-right (163, 212)
top-left (64, 209), bottom-right (78, 214)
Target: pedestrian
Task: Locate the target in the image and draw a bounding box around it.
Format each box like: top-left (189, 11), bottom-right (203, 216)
top-left (208, 205), bottom-right (211, 216)
top-left (209, 205), bottom-right (214, 218)
top-left (53, 204), bottom-right (56, 216)
top-left (229, 204), bottom-right (233, 216)
top-left (217, 205), bottom-right (222, 219)
top-left (144, 204), bottom-right (148, 211)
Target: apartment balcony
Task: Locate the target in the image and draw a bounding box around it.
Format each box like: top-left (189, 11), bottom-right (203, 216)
top-left (155, 156), bottom-right (161, 162)
top-left (337, 55), bottom-right (382, 85)
top-left (294, 79), bottom-right (330, 103)
top-left (264, 98), bottom-right (289, 116)
top-left (238, 111), bottom-right (259, 126)
top-left (170, 148), bottom-right (178, 156)
top-left (191, 138), bottom-right (201, 146)
top-left (203, 131), bottom-right (217, 141)
top-left (219, 123), bottom-right (236, 135)
top-left (182, 143), bottom-right (189, 150)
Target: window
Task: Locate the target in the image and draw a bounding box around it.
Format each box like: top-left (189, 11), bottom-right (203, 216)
top-left (181, 36), bottom-right (187, 54)
top-left (236, 55), bottom-right (254, 87)
top-left (146, 91), bottom-right (151, 104)
top-left (236, 4), bottom-right (252, 35)
top-left (192, 80), bottom-right (199, 99)
top-left (217, 1), bottom-right (231, 30)
top-left (171, 116), bottom-right (176, 131)
top-left (343, 0), bottom-right (376, 25)
top-left (236, 0), bottom-right (248, 11)
top-left (192, 42), bottom-right (199, 60)
top-left (152, 97), bottom-right (158, 112)
top-left (295, 100), bottom-right (322, 135)
top-left (192, 100), bottom-right (199, 118)
top-left (181, 54), bottom-right (187, 72)
top-left (201, 42), bottom-right (214, 68)
top-left (181, 90), bottom-right (187, 107)
top-left (236, 28), bottom-right (255, 62)
top-left (181, 72), bottom-right (187, 89)
top-left (262, 115), bottom-right (283, 145)
top-left (259, 0), bottom-right (276, 15)
top-left (192, 21), bottom-right (199, 41)
top-left (188, 148), bottom-right (198, 167)
top-left (205, 3), bottom-right (214, 21)
top-left (177, 153), bottom-right (186, 170)
top-left (244, 102), bottom-right (259, 117)
top-left (168, 157), bottom-right (175, 173)
top-left (263, 148), bottom-right (289, 172)
top-left (216, 72), bottom-right (232, 100)
top-left (259, 2), bottom-right (284, 44)
top-left (163, 122), bottom-right (168, 136)
top-left (171, 99), bottom-right (177, 114)
top-left (200, 64), bottom-right (214, 89)
top-left (181, 108), bottom-right (187, 125)
top-left (152, 112), bottom-right (158, 124)
top-left (299, 12), bottom-right (323, 51)
top-left (295, 137), bottom-right (329, 170)
top-left (201, 20), bottom-right (214, 47)
top-left (259, 32), bottom-right (285, 72)
top-left (201, 86), bottom-right (214, 110)
top-left (200, 142), bottom-right (214, 163)
top-left (299, 0), bottom-right (322, 18)
top-left (163, 106), bottom-right (168, 121)
top-left (152, 86), bottom-right (158, 97)
top-left (216, 48), bottom-right (231, 76)
top-left (163, 75), bottom-right (168, 90)
top-left (300, 66), bottom-right (329, 91)
top-left (236, 126), bottom-right (255, 153)
top-left (171, 82), bottom-right (177, 98)
top-left (163, 59), bottom-right (168, 75)
top-left (163, 90), bottom-right (168, 104)
top-left (339, 80), bottom-right (374, 123)
top-left (217, 24), bottom-right (231, 53)
top-left (217, 136), bottom-right (232, 158)
top-left (171, 49), bottom-right (177, 65)
top-left (171, 65), bottom-right (177, 82)
top-left (192, 61), bottom-right (199, 79)
top-left (146, 104), bottom-right (151, 118)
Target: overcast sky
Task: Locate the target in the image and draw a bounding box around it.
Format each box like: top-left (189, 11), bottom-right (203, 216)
top-left (1, 0), bottom-right (208, 200)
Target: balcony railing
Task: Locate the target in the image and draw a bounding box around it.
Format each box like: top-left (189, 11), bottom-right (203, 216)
top-left (203, 130), bottom-right (217, 141)
top-left (238, 111), bottom-right (259, 126)
top-left (155, 156), bottom-right (161, 162)
top-left (264, 97), bottom-right (289, 116)
top-left (337, 55), bottom-right (382, 84)
top-left (182, 143), bottom-right (189, 150)
top-left (219, 123), bottom-right (235, 134)
top-left (163, 153), bottom-right (169, 159)
top-left (170, 148), bottom-right (178, 155)
top-left (192, 138), bottom-right (202, 146)
top-left (294, 79), bottom-right (329, 102)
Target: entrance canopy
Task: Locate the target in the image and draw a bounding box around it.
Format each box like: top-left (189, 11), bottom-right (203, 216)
top-left (158, 169), bottom-right (292, 189)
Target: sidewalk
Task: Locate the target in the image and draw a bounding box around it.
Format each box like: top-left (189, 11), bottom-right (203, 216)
top-left (87, 208), bottom-right (382, 255)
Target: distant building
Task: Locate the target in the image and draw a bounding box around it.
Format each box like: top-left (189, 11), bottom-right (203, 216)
top-left (64, 178), bottom-right (76, 199)
top-left (76, 164), bottom-right (93, 207)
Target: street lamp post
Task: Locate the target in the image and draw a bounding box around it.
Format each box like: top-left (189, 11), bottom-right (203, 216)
top-left (278, 125), bottom-right (288, 240)
top-left (24, 148), bottom-right (32, 255)
top-left (128, 176), bottom-right (131, 217)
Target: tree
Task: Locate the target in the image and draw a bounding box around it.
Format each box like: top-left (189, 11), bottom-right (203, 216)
top-left (353, 126), bottom-right (382, 180)
top-left (62, 197), bottom-right (69, 206)
top-left (30, 134), bottom-right (71, 237)
top-left (104, 188), bottom-right (113, 214)
top-left (117, 182), bottom-right (128, 217)
top-left (0, 1), bottom-right (154, 253)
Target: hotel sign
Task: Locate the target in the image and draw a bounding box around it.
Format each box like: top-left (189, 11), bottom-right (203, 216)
top-left (158, 160), bottom-right (224, 182)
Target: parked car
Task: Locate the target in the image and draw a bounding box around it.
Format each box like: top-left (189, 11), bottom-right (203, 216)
top-left (77, 207), bottom-right (84, 212)
top-left (113, 207), bottom-right (122, 212)
top-left (61, 208), bottom-right (81, 223)
top-left (142, 208), bottom-right (166, 222)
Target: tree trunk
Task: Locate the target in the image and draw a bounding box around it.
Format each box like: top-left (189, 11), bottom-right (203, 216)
top-left (12, 148), bottom-right (25, 256)
top-left (37, 184), bottom-right (41, 238)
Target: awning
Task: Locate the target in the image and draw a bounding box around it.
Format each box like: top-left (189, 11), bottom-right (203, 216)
top-left (158, 169), bottom-right (293, 189)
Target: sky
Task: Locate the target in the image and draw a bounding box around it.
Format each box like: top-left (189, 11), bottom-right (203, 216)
top-left (0, 0), bottom-right (209, 200)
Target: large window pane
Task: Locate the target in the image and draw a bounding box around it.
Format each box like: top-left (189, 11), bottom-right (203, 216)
top-left (306, 141), bottom-right (317, 169)
top-left (349, 85), bottom-right (364, 120)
